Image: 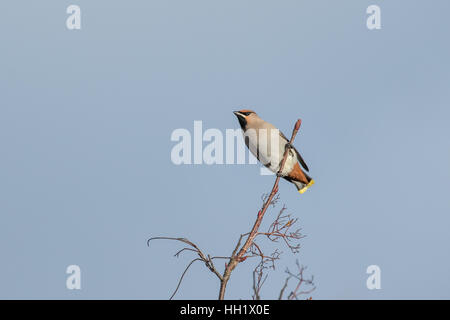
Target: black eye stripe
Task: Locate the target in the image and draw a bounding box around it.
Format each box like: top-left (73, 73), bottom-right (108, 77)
top-left (242, 112), bottom-right (252, 116)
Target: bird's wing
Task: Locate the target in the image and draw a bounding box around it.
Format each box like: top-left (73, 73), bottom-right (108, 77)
top-left (279, 131), bottom-right (309, 172)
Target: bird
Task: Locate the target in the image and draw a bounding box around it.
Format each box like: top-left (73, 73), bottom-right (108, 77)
top-left (233, 109), bottom-right (314, 194)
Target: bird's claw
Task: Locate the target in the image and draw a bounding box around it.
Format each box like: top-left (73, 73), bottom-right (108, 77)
top-left (285, 143), bottom-right (293, 150)
top-left (276, 172), bottom-right (283, 178)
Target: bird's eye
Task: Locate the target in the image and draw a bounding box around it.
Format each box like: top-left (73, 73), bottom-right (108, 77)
top-left (242, 112), bottom-right (252, 116)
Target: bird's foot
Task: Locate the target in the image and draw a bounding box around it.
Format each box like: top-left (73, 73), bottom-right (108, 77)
top-left (276, 172), bottom-right (284, 178)
top-left (285, 143), bottom-right (293, 150)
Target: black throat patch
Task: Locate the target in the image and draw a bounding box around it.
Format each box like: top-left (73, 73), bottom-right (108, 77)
top-left (237, 115), bottom-right (247, 130)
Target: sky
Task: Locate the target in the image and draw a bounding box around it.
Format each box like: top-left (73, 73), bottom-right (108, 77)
top-left (0, 0), bottom-right (449, 299)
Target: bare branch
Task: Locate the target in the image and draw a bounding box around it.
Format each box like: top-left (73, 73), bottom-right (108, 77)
top-left (147, 236), bottom-right (223, 298)
top-left (257, 206), bottom-right (305, 254)
top-left (251, 248), bottom-right (281, 300)
top-left (169, 258), bottom-right (202, 300)
top-left (174, 247), bottom-right (198, 257)
top-left (278, 276), bottom-right (291, 300)
top-left (286, 261), bottom-right (316, 300)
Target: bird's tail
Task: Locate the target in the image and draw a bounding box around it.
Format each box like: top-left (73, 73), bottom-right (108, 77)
top-left (292, 174), bottom-right (315, 194)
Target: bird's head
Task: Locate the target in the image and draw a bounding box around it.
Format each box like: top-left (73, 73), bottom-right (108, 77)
top-left (233, 109), bottom-right (257, 130)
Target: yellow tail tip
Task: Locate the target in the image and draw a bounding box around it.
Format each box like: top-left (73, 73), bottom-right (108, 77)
top-left (298, 180), bottom-right (315, 194)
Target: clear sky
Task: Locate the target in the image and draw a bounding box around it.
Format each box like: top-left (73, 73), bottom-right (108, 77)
top-left (0, 1), bottom-right (449, 299)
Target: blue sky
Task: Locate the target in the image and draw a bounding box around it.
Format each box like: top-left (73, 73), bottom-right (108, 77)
top-left (0, 1), bottom-right (449, 299)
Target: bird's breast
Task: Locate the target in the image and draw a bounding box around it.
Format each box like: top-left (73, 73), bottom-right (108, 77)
top-left (245, 129), bottom-right (296, 175)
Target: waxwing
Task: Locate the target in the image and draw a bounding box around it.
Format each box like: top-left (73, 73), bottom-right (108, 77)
top-left (233, 109), bottom-right (314, 194)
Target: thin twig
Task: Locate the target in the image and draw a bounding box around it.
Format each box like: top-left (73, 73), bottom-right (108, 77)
top-left (278, 276), bottom-right (291, 300)
top-left (148, 236), bottom-right (223, 299)
top-left (286, 261), bottom-right (315, 300)
top-left (169, 258), bottom-right (202, 300)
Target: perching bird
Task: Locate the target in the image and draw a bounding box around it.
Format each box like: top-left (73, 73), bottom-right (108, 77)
top-left (233, 109), bottom-right (314, 194)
